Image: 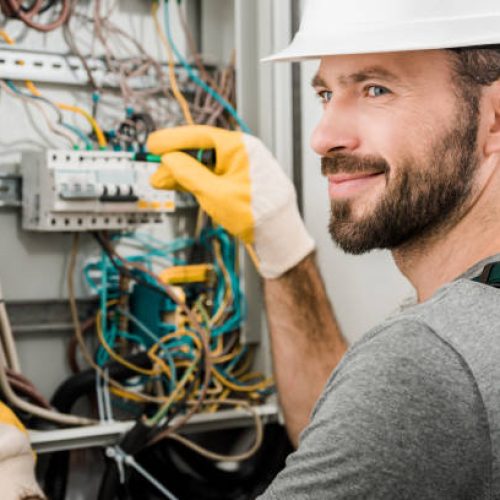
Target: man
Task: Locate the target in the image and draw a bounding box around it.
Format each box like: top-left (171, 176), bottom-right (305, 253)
top-left (148, 0), bottom-right (500, 497)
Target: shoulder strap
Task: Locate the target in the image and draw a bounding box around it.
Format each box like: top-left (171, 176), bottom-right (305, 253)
top-left (472, 262), bottom-right (500, 288)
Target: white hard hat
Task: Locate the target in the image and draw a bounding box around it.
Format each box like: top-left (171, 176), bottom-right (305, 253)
top-left (264, 0), bottom-right (500, 62)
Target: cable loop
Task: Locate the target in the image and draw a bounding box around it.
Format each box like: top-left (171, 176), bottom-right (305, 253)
top-left (0, 0), bottom-right (71, 32)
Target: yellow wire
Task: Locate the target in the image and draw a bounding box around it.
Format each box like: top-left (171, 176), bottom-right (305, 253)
top-left (110, 387), bottom-right (163, 404)
top-left (210, 240), bottom-right (233, 326)
top-left (24, 81), bottom-right (107, 149)
top-left (96, 308), bottom-right (159, 377)
top-left (0, 30), bottom-right (14, 45)
top-left (213, 344), bottom-right (243, 364)
top-left (210, 335), bottom-right (224, 358)
top-left (207, 387), bottom-right (231, 413)
top-left (24, 81), bottom-right (41, 97)
top-left (232, 349), bottom-right (254, 378)
top-left (56, 103), bottom-right (107, 149)
top-left (148, 328), bottom-right (203, 356)
top-left (154, 352), bottom-right (201, 418)
top-left (244, 243), bottom-right (261, 272)
top-left (148, 353), bottom-right (172, 379)
top-left (212, 366), bottom-right (273, 393)
top-left (202, 376), bottom-right (224, 396)
top-left (152, 2), bottom-right (194, 125)
top-left (238, 371), bottom-right (268, 383)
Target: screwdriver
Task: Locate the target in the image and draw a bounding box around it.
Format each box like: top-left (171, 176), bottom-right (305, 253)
top-left (134, 150), bottom-right (216, 167)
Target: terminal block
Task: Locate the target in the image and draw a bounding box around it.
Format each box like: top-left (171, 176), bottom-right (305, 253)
top-left (21, 150), bottom-right (194, 231)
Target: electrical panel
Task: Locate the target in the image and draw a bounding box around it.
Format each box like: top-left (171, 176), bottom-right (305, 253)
top-left (21, 150), bottom-right (196, 231)
top-left (0, 0), bottom-right (287, 497)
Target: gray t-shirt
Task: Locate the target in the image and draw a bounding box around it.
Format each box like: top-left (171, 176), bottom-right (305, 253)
top-left (259, 256), bottom-right (500, 499)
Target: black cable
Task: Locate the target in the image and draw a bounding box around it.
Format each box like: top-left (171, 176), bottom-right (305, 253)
top-left (128, 423), bottom-right (293, 500)
top-left (97, 420), bottom-right (156, 500)
top-left (42, 352), bottom-right (153, 500)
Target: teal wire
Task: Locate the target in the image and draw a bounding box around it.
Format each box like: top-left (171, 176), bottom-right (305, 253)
top-left (4, 80), bottom-right (93, 149)
top-left (61, 123), bottom-right (94, 150)
top-left (163, 1), bottom-right (251, 133)
top-left (117, 307), bottom-right (178, 391)
top-left (225, 345), bottom-right (248, 373)
top-left (97, 251), bottom-right (110, 366)
top-left (116, 330), bottom-right (149, 347)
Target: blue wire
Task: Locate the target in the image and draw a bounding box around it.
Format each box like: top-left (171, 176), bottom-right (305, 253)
top-left (163, 1), bottom-right (251, 133)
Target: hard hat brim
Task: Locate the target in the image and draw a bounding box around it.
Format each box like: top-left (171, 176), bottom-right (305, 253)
top-left (263, 14), bottom-right (500, 62)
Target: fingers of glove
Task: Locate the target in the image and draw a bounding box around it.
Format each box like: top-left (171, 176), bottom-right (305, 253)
top-left (147, 125), bottom-right (233, 155)
top-left (0, 403), bottom-right (26, 435)
top-left (152, 151), bottom-right (221, 198)
top-left (149, 163), bottom-right (182, 192)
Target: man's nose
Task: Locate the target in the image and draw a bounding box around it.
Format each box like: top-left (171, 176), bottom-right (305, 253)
top-left (310, 102), bottom-right (361, 156)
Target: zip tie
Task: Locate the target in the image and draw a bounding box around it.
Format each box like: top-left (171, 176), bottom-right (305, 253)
top-left (105, 445), bottom-right (178, 499)
top-left (105, 446), bottom-right (126, 484)
top-left (124, 453), bottom-right (179, 500)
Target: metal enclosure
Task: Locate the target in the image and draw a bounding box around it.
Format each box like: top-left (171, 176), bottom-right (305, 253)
top-left (0, 0), bottom-right (298, 456)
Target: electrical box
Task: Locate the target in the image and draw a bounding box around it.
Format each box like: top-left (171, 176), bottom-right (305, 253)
top-left (21, 150), bottom-right (194, 232)
top-left (0, 1), bottom-right (295, 496)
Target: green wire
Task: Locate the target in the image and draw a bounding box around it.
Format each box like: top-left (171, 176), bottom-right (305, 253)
top-left (147, 358), bottom-right (198, 426)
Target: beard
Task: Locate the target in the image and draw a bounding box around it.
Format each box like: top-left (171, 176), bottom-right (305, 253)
top-left (323, 99), bottom-right (480, 255)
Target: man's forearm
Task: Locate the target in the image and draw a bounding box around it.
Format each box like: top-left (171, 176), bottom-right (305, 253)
top-left (264, 253), bottom-right (347, 447)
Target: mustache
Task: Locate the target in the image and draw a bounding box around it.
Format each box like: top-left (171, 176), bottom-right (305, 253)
top-left (321, 154), bottom-right (390, 176)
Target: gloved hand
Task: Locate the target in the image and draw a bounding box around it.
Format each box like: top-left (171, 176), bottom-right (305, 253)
top-left (0, 402), bottom-right (44, 500)
top-left (147, 125), bottom-right (315, 278)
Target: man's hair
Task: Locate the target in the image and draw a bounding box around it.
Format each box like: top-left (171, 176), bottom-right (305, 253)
top-left (449, 45), bottom-right (500, 89)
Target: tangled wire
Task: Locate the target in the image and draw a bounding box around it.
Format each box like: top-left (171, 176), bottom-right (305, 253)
top-left (0, 0), bottom-right (70, 32)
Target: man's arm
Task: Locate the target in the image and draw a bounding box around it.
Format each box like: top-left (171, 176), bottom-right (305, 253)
top-left (264, 253), bottom-right (347, 446)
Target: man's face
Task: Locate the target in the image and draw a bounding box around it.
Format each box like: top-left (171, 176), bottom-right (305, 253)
top-left (311, 50), bottom-right (481, 254)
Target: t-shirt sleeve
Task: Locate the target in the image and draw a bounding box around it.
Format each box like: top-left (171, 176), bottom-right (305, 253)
top-left (259, 320), bottom-right (491, 500)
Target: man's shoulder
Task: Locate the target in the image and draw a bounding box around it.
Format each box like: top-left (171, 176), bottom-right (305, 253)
top-left (318, 314), bottom-right (479, 419)
top-left (265, 302), bottom-right (492, 500)
top-left (353, 276), bottom-right (500, 362)
top-left (317, 278), bottom-right (499, 422)
top-left (386, 277), bottom-right (500, 367)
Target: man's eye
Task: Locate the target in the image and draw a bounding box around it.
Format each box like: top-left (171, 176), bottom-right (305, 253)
top-left (317, 90), bottom-right (333, 104)
top-left (366, 85), bottom-right (391, 98)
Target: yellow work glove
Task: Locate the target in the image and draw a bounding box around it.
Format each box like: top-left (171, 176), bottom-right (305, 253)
top-left (0, 402), bottom-right (44, 500)
top-left (147, 125), bottom-right (315, 278)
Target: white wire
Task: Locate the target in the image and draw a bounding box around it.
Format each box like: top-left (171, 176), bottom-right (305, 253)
top-left (103, 368), bottom-right (114, 422)
top-left (0, 281), bottom-right (21, 372)
top-left (95, 371), bottom-right (105, 422)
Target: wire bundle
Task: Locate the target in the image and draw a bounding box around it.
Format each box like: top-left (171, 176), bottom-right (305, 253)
top-left (78, 229), bottom-right (273, 428)
top-left (0, 0), bottom-right (248, 150)
top-left (0, 0), bottom-right (70, 32)
top-left (0, 2), bottom-right (277, 495)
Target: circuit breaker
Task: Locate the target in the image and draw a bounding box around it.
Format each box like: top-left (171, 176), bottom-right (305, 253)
top-left (21, 149), bottom-right (189, 231)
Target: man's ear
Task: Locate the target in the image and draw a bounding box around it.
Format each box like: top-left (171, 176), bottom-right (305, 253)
top-left (484, 81), bottom-right (500, 156)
